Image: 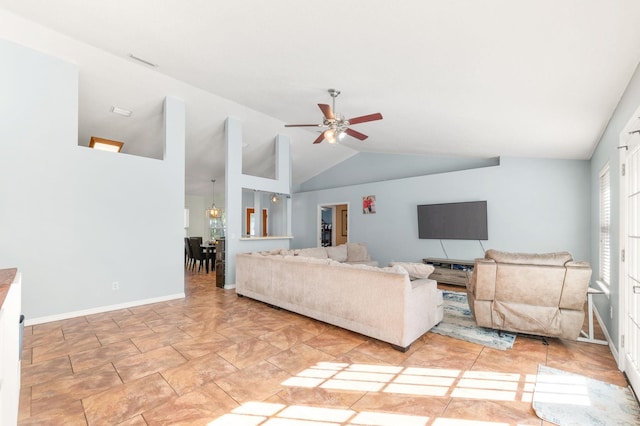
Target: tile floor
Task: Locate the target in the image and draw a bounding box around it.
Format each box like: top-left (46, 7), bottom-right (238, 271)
top-left (18, 267), bottom-right (626, 425)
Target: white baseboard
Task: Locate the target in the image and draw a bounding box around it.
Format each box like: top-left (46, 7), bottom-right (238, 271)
top-left (24, 293), bottom-right (186, 326)
top-left (593, 304), bottom-right (620, 366)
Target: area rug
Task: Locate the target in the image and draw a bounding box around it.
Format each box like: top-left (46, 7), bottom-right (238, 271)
top-left (532, 364), bottom-right (640, 426)
top-left (430, 291), bottom-right (516, 350)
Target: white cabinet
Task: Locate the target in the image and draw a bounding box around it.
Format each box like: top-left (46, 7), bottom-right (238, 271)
top-left (0, 270), bottom-right (22, 426)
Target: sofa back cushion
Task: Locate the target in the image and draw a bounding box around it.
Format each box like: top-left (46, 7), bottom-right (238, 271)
top-left (346, 242), bottom-right (370, 262)
top-left (325, 244), bottom-right (348, 262)
top-left (486, 249), bottom-right (572, 266)
top-left (297, 247), bottom-right (328, 259)
top-left (284, 255), bottom-right (332, 265)
top-left (494, 263), bottom-right (565, 306)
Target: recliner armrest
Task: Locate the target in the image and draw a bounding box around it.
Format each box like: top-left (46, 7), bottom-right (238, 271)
top-left (560, 261), bottom-right (592, 310)
top-left (470, 258), bottom-right (497, 300)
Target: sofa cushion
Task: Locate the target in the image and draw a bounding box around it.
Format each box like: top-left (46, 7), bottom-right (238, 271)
top-left (325, 244), bottom-right (348, 262)
top-left (390, 262), bottom-right (435, 280)
top-left (485, 249), bottom-right (572, 266)
top-left (296, 247), bottom-right (328, 259)
top-left (346, 242), bottom-right (370, 262)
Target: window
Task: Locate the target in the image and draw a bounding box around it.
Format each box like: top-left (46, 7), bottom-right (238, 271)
top-left (599, 164), bottom-right (611, 287)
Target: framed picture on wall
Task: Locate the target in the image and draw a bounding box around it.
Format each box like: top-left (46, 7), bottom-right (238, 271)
top-left (363, 195), bottom-right (376, 214)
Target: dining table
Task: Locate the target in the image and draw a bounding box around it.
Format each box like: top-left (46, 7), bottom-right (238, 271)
top-left (200, 243), bottom-right (216, 273)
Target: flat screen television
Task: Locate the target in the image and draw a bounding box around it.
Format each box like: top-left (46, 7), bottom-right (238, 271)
top-left (417, 201), bottom-right (488, 240)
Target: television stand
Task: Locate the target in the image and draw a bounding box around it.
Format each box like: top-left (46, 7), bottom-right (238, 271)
top-left (422, 257), bottom-right (475, 287)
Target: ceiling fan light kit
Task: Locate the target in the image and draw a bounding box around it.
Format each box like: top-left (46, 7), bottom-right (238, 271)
top-left (285, 89), bottom-right (383, 145)
top-left (324, 128), bottom-right (346, 144)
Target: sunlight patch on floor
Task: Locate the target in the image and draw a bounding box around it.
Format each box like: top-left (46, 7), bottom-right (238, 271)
top-left (281, 362), bottom-right (535, 402)
top-left (208, 362), bottom-right (540, 425)
top-left (533, 373), bottom-right (591, 405)
top-left (209, 400), bottom-right (432, 425)
top-left (432, 419), bottom-right (515, 426)
top-left (350, 411), bottom-right (430, 425)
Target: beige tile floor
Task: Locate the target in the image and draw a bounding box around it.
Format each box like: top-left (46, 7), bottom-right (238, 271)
top-left (18, 267), bottom-right (627, 425)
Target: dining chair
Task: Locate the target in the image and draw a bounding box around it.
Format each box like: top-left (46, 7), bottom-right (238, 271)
top-left (184, 237), bottom-right (194, 268)
top-left (189, 237), bottom-right (207, 272)
top-left (202, 243), bottom-right (216, 272)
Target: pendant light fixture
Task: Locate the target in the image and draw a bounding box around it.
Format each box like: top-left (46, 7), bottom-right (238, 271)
top-left (206, 179), bottom-right (222, 219)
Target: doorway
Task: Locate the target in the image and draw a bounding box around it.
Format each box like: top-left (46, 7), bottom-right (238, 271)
top-left (246, 208), bottom-right (268, 237)
top-left (318, 203), bottom-right (348, 247)
top-left (620, 113), bottom-right (640, 397)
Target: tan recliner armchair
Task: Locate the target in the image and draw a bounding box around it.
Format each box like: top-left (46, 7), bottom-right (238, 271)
top-left (467, 249), bottom-right (592, 340)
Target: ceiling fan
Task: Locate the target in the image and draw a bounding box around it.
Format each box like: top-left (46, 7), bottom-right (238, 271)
top-left (285, 89), bottom-right (383, 144)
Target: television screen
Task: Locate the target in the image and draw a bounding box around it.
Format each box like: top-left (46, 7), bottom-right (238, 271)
top-left (417, 201), bottom-right (488, 240)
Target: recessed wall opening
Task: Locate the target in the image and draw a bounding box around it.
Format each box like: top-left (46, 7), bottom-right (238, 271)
top-left (77, 80), bottom-right (165, 160)
top-left (242, 188), bottom-right (289, 237)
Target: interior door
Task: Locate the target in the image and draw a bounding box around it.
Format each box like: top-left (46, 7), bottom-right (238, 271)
top-left (622, 133), bottom-right (640, 396)
top-left (262, 209), bottom-right (268, 236)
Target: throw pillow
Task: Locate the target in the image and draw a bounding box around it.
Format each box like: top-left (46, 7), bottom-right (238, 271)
top-left (389, 262), bottom-right (435, 280)
top-left (346, 242), bottom-right (370, 262)
top-left (325, 244), bottom-right (348, 262)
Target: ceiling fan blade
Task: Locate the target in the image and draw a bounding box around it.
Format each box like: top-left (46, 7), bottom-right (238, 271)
top-left (347, 113), bottom-right (383, 125)
top-left (312, 133), bottom-right (325, 144)
top-left (318, 104), bottom-right (335, 120)
top-left (345, 128), bottom-right (369, 141)
top-left (284, 124), bottom-right (322, 127)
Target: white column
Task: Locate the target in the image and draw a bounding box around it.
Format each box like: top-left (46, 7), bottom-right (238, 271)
top-left (225, 117), bottom-right (243, 286)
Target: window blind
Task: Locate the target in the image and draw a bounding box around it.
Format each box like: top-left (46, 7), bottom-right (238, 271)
top-left (599, 165), bottom-right (611, 286)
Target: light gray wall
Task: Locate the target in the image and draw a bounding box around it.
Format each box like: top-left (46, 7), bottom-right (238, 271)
top-left (292, 157), bottom-right (590, 267)
top-left (185, 195), bottom-right (209, 240)
top-left (0, 39), bottom-right (185, 323)
top-left (589, 62), bottom-right (640, 351)
top-left (297, 152), bottom-right (500, 192)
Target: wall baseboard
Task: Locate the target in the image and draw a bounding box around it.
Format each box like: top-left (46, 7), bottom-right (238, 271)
top-left (594, 304), bottom-right (620, 366)
top-left (24, 293), bottom-right (186, 326)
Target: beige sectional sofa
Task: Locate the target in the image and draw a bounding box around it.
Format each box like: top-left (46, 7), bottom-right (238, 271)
top-left (467, 249), bottom-right (592, 340)
top-left (235, 247), bottom-right (444, 351)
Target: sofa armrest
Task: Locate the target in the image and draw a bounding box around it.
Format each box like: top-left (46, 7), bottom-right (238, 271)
top-left (470, 258), bottom-right (497, 300)
top-left (404, 278), bottom-right (443, 346)
top-left (559, 261), bottom-right (592, 310)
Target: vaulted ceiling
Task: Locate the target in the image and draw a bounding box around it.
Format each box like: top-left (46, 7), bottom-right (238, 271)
top-left (2, 1), bottom-right (640, 196)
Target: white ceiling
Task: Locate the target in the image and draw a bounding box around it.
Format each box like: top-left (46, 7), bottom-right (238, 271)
top-left (2, 1), bottom-right (640, 196)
